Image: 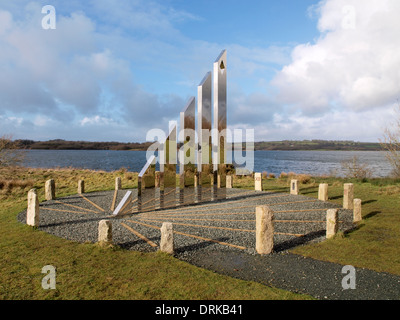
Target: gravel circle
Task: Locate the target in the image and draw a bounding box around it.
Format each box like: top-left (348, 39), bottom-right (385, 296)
top-left (17, 188), bottom-right (354, 254)
top-left (17, 188), bottom-right (400, 299)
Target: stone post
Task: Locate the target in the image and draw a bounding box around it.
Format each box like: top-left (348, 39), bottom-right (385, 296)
top-left (290, 179), bottom-right (299, 195)
top-left (353, 199), bottom-right (362, 223)
top-left (318, 183), bottom-right (328, 201)
top-left (98, 220), bottom-right (112, 245)
top-left (226, 175), bottom-right (232, 189)
top-left (256, 206), bottom-right (274, 254)
top-left (155, 171), bottom-right (160, 188)
top-left (27, 189), bottom-right (39, 227)
top-left (194, 172), bottom-right (198, 188)
top-left (115, 177), bottom-right (122, 190)
top-left (78, 180), bottom-right (85, 194)
top-left (160, 222), bottom-right (174, 254)
top-left (255, 172), bottom-right (262, 191)
top-left (45, 179), bottom-right (56, 201)
top-left (343, 183), bottom-right (354, 209)
top-left (326, 209), bottom-right (339, 239)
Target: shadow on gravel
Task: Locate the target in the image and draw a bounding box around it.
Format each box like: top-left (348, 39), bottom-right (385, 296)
top-left (119, 240), bottom-right (157, 251)
top-left (39, 217), bottom-right (106, 228)
top-left (175, 237), bottom-right (231, 254)
top-left (227, 191), bottom-right (287, 202)
top-left (273, 230), bottom-right (326, 252)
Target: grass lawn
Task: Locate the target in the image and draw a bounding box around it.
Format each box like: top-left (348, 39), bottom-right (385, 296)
top-left (251, 174), bottom-right (400, 276)
top-left (288, 177), bottom-right (400, 275)
top-left (1, 167), bottom-right (399, 300)
top-left (0, 167), bottom-right (311, 300)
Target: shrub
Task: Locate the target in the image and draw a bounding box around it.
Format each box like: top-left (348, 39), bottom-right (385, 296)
top-left (297, 174), bottom-right (311, 184)
top-left (341, 156), bottom-right (372, 179)
top-left (0, 135), bottom-right (25, 167)
top-left (381, 103), bottom-right (400, 178)
top-left (279, 172), bottom-right (288, 179)
top-left (262, 171), bottom-right (268, 179)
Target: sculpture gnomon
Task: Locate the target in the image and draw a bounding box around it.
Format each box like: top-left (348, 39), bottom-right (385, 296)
top-left (134, 50), bottom-right (228, 213)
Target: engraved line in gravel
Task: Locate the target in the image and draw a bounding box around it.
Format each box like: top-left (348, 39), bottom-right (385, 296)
top-left (120, 222), bottom-right (158, 248)
top-left (164, 188), bottom-right (177, 197)
top-left (110, 190), bottom-right (118, 211)
top-left (138, 218), bottom-right (308, 238)
top-left (140, 197), bottom-right (156, 207)
top-left (144, 192), bottom-right (291, 215)
top-left (274, 208), bottom-right (340, 214)
top-left (226, 190), bottom-right (287, 200)
top-left (275, 232), bottom-right (304, 237)
top-left (151, 207), bottom-right (329, 218)
top-left (142, 212), bottom-right (253, 218)
top-left (79, 194), bottom-right (105, 212)
top-left (151, 199), bottom-right (318, 216)
top-left (139, 218), bottom-right (255, 233)
top-left (173, 230), bottom-right (247, 250)
top-left (142, 217), bottom-right (256, 222)
top-left (40, 207), bottom-right (89, 214)
top-left (139, 217), bottom-right (337, 224)
top-left (54, 200), bottom-right (99, 214)
top-left (162, 198), bottom-right (178, 206)
top-left (225, 190), bottom-right (264, 199)
top-left (140, 205), bottom-right (156, 212)
top-left (127, 219), bottom-right (247, 250)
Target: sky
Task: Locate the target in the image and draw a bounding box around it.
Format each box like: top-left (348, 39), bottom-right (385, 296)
top-left (0, 0), bottom-right (399, 143)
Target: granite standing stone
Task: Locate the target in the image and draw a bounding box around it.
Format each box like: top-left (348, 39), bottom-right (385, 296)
top-left (160, 222), bottom-right (174, 254)
top-left (115, 177), bottom-right (122, 190)
top-left (343, 183), bottom-right (354, 209)
top-left (255, 173), bottom-right (262, 191)
top-left (155, 171), bottom-right (160, 188)
top-left (45, 179), bottom-right (55, 201)
top-left (226, 175), bottom-right (232, 189)
top-left (98, 220), bottom-right (112, 244)
top-left (256, 206), bottom-right (274, 254)
top-left (326, 209), bottom-right (339, 239)
top-left (318, 183), bottom-right (328, 201)
top-left (78, 180), bottom-right (85, 194)
top-left (353, 198), bottom-right (362, 223)
top-left (290, 179), bottom-right (299, 195)
top-left (27, 189), bottom-right (39, 227)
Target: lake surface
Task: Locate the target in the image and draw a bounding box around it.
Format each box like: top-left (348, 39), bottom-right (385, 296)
top-left (19, 149), bottom-right (392, 177)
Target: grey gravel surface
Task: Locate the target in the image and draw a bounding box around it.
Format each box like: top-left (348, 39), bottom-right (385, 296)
top-left (17, 188), bottom-right (400, 300)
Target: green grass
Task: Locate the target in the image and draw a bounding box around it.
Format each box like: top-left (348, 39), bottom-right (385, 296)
top-left (249, 174), bottom-right (400, 276)
top-left (2, 167), bottom-right (399, 300)
top-left (289, 179), bottom-right (400, 275)
top-left (0, 167), bottom-right (311, 300)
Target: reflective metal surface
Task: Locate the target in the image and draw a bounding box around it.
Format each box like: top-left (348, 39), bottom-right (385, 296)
top-left (160, 123), bottom-right (177, 209)
top-left (179, 97), bottom-right (196, 206)
top-left (198, 72), bottom-right (213, 203)
top-left (138, 155), bottom-right (156, 212)
top-left (213, 50), bottom-right (227, 200)
top-left (113, 190), bottom-right (133, 216)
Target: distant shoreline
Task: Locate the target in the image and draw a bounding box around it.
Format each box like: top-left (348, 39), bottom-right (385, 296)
top-left (14, 139), bottom-right (384, 152)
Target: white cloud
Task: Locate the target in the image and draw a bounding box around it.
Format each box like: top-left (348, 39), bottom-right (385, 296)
top-left (272, 0), bottom-right (400, 116)
top-left (79, 115), bottom-right (118, 127)
top-left (2, 0), bottom-right (397, 143)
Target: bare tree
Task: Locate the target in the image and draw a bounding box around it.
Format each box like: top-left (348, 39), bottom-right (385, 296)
top-left (380, 103), bottom-right (400, 178)
top-left (0, 134), bottom-right (25, 167)
top-left (341, 156), bottom-right (372, 179)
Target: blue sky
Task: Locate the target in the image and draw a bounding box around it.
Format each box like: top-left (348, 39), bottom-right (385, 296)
top-left (1, 0), bottom-right (399, 142)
